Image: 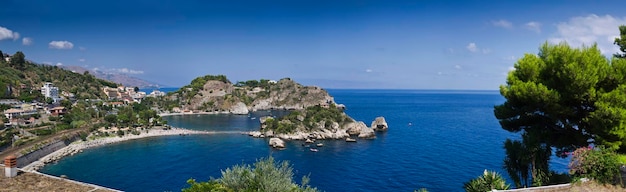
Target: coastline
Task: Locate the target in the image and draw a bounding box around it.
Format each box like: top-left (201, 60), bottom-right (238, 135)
top-left (22, 127), bottom-right (233, 171)
top-left (158, 111), bottom-right (233, 117)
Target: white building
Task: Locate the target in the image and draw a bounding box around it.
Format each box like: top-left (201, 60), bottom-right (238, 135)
top-left (41, 82), bottom-right (60, 102)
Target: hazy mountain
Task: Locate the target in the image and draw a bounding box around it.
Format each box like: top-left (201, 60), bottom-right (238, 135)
top-left (61, 65), bottom-right (162, 88)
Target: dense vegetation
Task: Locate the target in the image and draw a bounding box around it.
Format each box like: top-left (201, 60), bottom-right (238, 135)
top-left (182, 157), bottom-right (319, 192)
top-left (0, 50), bottom-right (117, 101)
top-left (263, 104), bottom-right (353, 134)
top-left (494, 25), bottom-right (626, 188)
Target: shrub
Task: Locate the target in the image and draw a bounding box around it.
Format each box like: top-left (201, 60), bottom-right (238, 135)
top-left (182, 156), bottom-right (319, 192)
top-left (569, 146), bottom-right (622, 184)
top-left (463, 170), bottom-right (510, 192)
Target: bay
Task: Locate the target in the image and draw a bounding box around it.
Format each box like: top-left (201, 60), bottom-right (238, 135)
top-left (40, 89), bottom-right (569, 191)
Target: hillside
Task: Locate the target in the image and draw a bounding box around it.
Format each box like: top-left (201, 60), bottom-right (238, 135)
top-left (159, 75), bottom-right (336, 114)
top-left (0, 51), bottom-right (118, 101)
top-left (61, 65), bottom-right (161, 88)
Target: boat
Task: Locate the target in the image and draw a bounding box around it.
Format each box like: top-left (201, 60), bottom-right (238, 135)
top-left (310, 148), bottom-right (319, 152)
top-left (251, 117), bottom-right (256, 120)
top-left (316, 143), bottom-right (324, 147)
top-left (345, 138), bottom-right (356, 142)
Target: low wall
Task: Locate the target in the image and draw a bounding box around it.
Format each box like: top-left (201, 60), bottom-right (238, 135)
top-left (16, 136), bottom-right (80, 168)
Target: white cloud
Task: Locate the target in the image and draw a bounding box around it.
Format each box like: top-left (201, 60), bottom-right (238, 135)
top-left (454, 65), bottom-right (462, 70)
top-left (49, 41), bottom-right (74, 49)
top-left (466, 43), bottom-right (491, 54)
top-left (79, 58), bottom-right (85, 62)
top-left (549, 14), bottom-right (626, 54)
top-left (504, 56), bottom-right (516, 61)
top-left (525, 22), bottom-right (542, 33)
top-left (22, 37), bottom-right (33, 45)
top-left (0, 26), bottom-right (20, 41)
top-left (79, 47), bottom-right (86, 51)
top-left (365, 69), bottom-right (373, 73)
top-left (508, 66), bottom-right (516, 71)
top-left (492, 19), bottom-right (513, 29)
top-left (56, 62), bottom-right (63, 66)
top-left (467, 43), bottom-right (478, 52)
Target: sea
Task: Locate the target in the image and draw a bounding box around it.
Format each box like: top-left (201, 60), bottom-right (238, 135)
top-left (40, 89), bottom-right (569, 192)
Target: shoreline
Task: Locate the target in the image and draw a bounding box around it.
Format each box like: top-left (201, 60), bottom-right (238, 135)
top-left (22, 127), bottom-right (236, 171)
top-left (158, 111), bottom-right (234, 117)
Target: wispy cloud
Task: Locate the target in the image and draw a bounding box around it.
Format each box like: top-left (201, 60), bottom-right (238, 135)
top-left (94, 67), bottom-right (144, 75)
top-left (492, 19), bottom-right (513, 29)
top-left (466, 43), bottom-right (491, 54)
top-left (78, 58), bottom-right (86, 62)
top-left (22, 37), bottom-right (33, 45)
top-left (79, 47), bottom-right (86, 51)
top-left (49, 40), bottom-right (74, 49)
top-left (466, 43), bottom-right (478, 52)
top-left (454, 65), bottom-right (462, 70)
top-left (524, 22), bottom-right (542, 33)
top-left (0, 26), bottom-right (20, 41)
top-left (549, 14), bottom-right (626, 54)
top-left (365, 69), bottom-right (373, 73)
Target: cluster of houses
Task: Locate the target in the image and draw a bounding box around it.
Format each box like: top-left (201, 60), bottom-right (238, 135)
top-left (2, 81), bottom-right (169, 128)
top-left (1, 82), bottom-right (69, 127)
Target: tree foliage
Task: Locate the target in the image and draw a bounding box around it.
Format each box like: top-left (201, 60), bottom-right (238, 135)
top-left (182, 157), bottom-right (319, 192)
top-left (615, 25), bottom-right (626, 58)
top-left (495, 42), bottom-right (626, 154)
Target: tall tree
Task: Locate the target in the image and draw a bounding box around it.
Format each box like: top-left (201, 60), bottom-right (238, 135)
top-left (495, 41), bottom-right (626, 154)
top-left (615, 25), bottom-right (626, 58)
top-left (9, 51), bottom-right (26, 70)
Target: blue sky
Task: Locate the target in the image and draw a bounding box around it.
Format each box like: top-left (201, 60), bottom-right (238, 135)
top-left (0, 0), bottom-right (625, 90)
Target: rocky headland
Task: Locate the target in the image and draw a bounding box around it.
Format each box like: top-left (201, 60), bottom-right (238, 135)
top-left (156, 75), bottom-right (388, 148)
top-left (159, 75), bottom-right (338, 114)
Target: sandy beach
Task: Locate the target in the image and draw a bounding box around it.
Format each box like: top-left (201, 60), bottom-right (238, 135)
top-left (22, 127), bottom-right (240, 171)
top-left (158, 111), bottom-right (232, 117)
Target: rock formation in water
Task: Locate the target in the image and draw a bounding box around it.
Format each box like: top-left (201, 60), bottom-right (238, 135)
top-left (250, 105), bottom-right (378, 141)
top-left (371, 117), bottom-right (388, 131)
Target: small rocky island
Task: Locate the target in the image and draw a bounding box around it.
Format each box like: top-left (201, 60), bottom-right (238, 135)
top-left (158, 74), bottom-right (388, 149)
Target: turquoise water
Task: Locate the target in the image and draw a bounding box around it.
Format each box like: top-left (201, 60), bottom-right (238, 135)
top-left (40, 90), bottom-right (569, 191)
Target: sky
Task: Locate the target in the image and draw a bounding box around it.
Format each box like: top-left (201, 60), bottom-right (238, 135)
top-left (0, 0), bottom-right (625, 90)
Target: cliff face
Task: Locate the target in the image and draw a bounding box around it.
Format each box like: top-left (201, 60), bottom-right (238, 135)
top-left (168, 77), bottom-right (336, 114)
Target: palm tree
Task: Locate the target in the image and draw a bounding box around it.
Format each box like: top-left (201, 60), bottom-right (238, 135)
top-left (464, 170), bottom-right (510, 192)
top-left (504, 139), bottom-right (530, 188)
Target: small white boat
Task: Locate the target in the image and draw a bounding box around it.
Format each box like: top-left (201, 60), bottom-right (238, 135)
top-left (316, 143), bottom-right (324, 147)
top-left (310, 148), bottom-right (319, 152)
top-left (345, 138), bottom-right (356, 142)
top-left (251, 117), bottom-right (256, 120)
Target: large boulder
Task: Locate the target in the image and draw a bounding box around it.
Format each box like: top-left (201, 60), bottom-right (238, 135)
top-left (371, 117), bottom-right (388, 131)
top-left (345, 122), bottom-right (363, 135)
top-left (230, 102), bottom-right (249, 114)
top-left (269, 138), bottom-right (286, 148)
top-left (358, 127), bottom-right (376, 139)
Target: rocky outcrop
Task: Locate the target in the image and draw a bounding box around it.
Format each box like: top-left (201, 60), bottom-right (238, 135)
top-left (371, 117), bottom-right (388, 131)
top-left (269, 138), bottom-right (286, 148)
top-left (230, 102), bottom-right (249, 114)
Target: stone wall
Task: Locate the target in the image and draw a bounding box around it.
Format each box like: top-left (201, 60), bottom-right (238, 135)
top-left (16, 136), bottom-right (79, 168)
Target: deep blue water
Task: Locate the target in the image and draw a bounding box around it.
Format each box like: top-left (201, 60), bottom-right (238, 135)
top-left (40, 89), bottom-right (569, 192)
